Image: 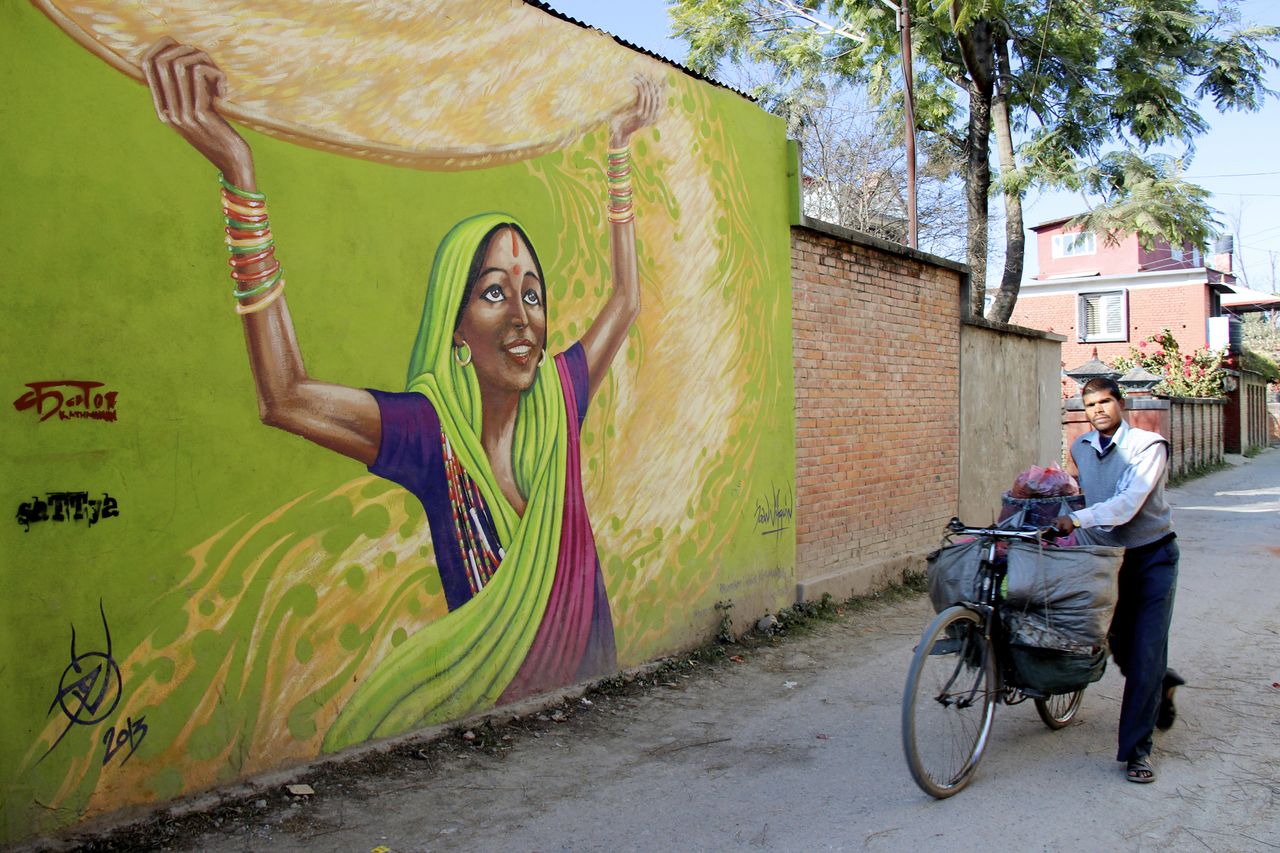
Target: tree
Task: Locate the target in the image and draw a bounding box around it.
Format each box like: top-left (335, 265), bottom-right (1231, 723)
top-left (770, 80), bottom-right (969, 256)
top-left (670, 0), bottom-right (1279, 321)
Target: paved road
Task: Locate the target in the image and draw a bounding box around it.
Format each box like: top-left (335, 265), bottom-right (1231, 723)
top-left (132, 451), bottom-right (1280, 852)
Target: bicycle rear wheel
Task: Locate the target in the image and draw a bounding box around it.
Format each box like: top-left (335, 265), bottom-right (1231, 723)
top-left (902, 605), bottom-right (998, 798)
top-left (1034, 690), bottom-right (1084, 729)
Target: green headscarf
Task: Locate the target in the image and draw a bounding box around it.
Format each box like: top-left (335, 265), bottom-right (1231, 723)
top-left (325, 213), bottom-right (568, 748)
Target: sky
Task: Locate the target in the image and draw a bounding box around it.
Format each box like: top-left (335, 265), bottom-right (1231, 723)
top-left (547, 0), bottom-right (1280, 292)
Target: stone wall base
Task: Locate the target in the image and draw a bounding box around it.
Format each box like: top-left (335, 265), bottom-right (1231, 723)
top-left (796, 551), bottom-right (928, 603)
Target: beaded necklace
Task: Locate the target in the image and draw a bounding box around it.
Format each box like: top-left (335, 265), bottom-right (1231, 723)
top-left (441, 427), bottom-right (504, 595)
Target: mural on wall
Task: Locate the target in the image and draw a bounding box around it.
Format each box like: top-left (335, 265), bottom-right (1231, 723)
top-left (3, 0), bottom-right (794, 842)
top-left (136, 32), bottom-right (662, 740)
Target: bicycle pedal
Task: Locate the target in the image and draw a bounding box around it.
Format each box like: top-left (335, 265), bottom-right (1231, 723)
top-left (927, 638), bottom-right (963, 655)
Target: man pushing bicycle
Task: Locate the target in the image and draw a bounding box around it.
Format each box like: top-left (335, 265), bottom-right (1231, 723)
top-left (1052, 377), bottom-right (1184, 784)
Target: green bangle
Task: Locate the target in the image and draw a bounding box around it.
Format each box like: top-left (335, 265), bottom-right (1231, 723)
top-left (232, 267), bottom-right (284, 299)
top-left (227, 240), bottom-right (276, 255)
top-left (219, 172), bottom-right (267, 202)
top-left (224, 216), bottom-right (271, 231)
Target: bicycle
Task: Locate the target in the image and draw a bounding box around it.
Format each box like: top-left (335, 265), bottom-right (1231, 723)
top-left (901, 518), bottom-right (1086, 799)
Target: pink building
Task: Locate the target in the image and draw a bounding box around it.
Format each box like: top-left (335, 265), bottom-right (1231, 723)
top-left (1008, 216), bottom-right (1239, 380)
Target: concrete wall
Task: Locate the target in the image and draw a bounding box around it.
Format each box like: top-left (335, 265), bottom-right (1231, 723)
top-left (2, 2), bottom-right (795, 843)
top-left (791, 218), bottom-right (962, 601)
top-left (958, 318), bottom-right (1067, 524)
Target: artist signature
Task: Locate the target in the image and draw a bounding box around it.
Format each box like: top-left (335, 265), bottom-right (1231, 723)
top-left (13, 380), bottom-right (118, 423)
top-left (102, 716), bottom-right (148, 767)
top-left (41, 601), bottom-right (123, 763)
top-left (754, 484), bottom-right (794, 536)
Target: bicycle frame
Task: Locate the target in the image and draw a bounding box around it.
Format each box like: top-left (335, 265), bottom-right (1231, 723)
top-left (903, 518), bottom-right (1086, 798)
top-left (947, 518), bottom-right (1053, 704)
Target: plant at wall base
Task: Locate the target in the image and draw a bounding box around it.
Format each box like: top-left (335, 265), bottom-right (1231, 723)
top-left (714, 599), bottom-right (735, 644)
top-left (1240, 346), bottom-right (1280, 384)
top-left (1110, 329), bottom-right (1226, 398)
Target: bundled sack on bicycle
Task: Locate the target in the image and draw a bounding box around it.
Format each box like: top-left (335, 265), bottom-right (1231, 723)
top-left (927, 462), bottom-right (1086, 612)
top-left (926, 464), bottom-right (1124, 694)
top-left (1000, 461), bottom-right (1085, 529)
top-left (1001, 533), bottom-right (1124, 694)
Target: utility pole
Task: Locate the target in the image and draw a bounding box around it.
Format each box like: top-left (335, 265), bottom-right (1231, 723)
top-left (775, 0), bottom-right (917, 248)
top-left (881, 0), bottom-right (917, 249)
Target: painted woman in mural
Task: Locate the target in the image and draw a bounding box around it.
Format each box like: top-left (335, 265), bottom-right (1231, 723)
top-left (141, 38), bottom-right (660, 743)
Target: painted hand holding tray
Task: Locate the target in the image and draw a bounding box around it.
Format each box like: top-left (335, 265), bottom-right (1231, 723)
top-left (33, 0), bottom-right (651, 169)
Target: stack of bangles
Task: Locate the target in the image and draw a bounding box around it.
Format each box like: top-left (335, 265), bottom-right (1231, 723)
top-left (220, 173), bottom-right (285, 316)
top-left (606, 145), bottom-right (634, 225)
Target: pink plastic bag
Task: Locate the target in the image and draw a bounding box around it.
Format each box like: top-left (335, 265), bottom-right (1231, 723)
top-left (1010, 462), bottom-right (1079, 499)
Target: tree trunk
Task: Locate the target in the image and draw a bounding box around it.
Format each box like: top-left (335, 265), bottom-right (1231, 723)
top-left (955, 21), bottom-right (995, 318)
top-left (989, 37), bottom-right (1024, 325)
top-left (964, 85), bottom-right (990, 318)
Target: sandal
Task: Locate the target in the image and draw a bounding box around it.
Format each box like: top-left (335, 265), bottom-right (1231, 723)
top-left (1157, 669), bottom-right (1186, 731)
top-left (1126, 756), bottom-right (1156, 784)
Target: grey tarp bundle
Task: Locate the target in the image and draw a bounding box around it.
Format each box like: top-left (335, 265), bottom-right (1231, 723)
top-left (1002, 535), bottom-right (1125, 693)
top-left (926, 538), bottom-right (983, 613)
top-left (1003, 536), bottom-right (1125, 650)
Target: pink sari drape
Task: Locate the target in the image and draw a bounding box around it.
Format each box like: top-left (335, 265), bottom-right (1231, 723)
top-left (498, 352), bottom-right (614, 702)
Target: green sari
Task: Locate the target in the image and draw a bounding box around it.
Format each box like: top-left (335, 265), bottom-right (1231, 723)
top-left (324, 213), bottom-right (569, 747)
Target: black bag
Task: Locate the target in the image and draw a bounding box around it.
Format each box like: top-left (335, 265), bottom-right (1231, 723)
top-left (1006, 642), bottom-right (1107, 694)
top-left (926, 538), bottom-right (983, 613)
top-left (997, 493), bottom-right (1085, 529)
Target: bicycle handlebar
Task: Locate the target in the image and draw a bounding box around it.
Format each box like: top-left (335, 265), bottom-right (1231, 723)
top-left (945, 517), bottom-right (1054, 543)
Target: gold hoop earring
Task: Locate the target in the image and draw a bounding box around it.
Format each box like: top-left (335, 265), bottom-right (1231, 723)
top-left (538, 348), bottom-right (547, 368)
top-left (454, 341), bottom-right (472, 367)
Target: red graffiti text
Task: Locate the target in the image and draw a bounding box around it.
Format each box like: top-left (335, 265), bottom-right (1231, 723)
top-left (13, 380), bottom-right (118, 423)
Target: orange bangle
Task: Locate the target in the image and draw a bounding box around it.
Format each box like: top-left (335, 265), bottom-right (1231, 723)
top-left (235, 280), bottom-right (286, 315)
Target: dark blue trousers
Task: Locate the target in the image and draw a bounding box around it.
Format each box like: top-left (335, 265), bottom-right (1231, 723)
top-left (1108, 535), bottom-right (1179, 762)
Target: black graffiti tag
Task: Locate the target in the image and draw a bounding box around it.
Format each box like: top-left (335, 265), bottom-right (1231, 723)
top-left (102, 715), bottom-right (148, 767)
top-left (754, 482), bottom-right (794, 536)
top-left (16, 492), bottom-right (119, 532)
top-left (40, 601), bottom-right (123, 762)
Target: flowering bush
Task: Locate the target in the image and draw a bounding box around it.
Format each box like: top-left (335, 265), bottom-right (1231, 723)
top-left (1110, 329), bottom-right (1227, 398)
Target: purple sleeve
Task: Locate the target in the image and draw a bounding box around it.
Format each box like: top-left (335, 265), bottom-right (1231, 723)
top-left (564, 341), bottom-right (590, 427)
top-left (367, 389), bottom-right (442, 495)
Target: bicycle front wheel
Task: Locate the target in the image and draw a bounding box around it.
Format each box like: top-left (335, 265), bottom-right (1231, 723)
top-left (1034, 690), bottom-right (1084, 729)
top-left (902, 605), bottom-right (998, 798)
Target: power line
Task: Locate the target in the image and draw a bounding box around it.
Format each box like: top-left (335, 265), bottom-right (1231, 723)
top-left (1185, 170), bottom-right (1280, 179)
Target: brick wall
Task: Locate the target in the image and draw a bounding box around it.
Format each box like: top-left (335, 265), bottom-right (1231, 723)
top-left (791, 220), bottom-right (962, 599)
top-left (1011, 282), bottom-right (1214, 383)
top-left (1229, 370), bottom-right (1272, 452)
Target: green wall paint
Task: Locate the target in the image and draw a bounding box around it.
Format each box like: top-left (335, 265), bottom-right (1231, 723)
top-left (0, 2), bottom-right (795, 843)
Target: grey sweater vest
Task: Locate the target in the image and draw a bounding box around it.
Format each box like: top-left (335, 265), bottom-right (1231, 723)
top-left (1071, 426), bottom-right (1173, 548)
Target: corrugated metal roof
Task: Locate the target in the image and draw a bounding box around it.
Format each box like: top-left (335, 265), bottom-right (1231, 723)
top-left (523, 0), bottom-right (753, 100)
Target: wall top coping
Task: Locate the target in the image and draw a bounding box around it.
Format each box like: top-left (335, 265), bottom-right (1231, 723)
top-left (1064, 395), bottom-right (1225, 410)
top-left (1065, 397), bottom-right (1170, 411)
top-left (793, 215), bottom-right (969, 275)
top-left (963, 314), bottom-right (1067, 343)
top-left (1162, 395), bottom-right (1228, 405)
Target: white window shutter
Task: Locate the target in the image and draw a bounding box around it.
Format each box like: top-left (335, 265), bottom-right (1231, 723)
top-left (1103, 292), bottom-right (1123, 336)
